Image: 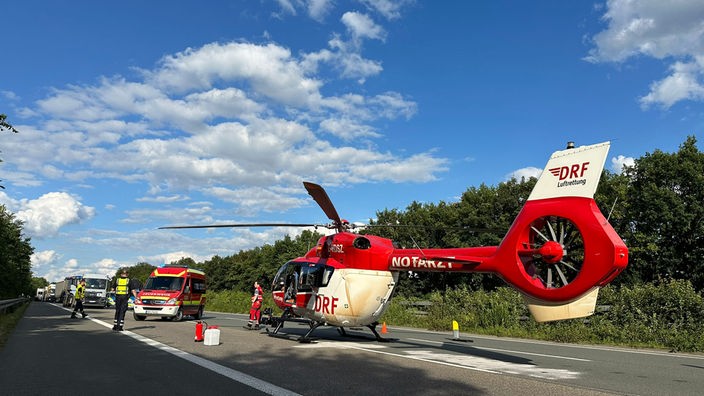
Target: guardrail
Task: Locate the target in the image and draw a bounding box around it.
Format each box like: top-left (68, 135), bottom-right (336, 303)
top-left (0, 298), bottom-right (29, 315)
top-left (400, 300), bottom-right (432, 316)
top-left (399, 300), bottom-right (612, 321)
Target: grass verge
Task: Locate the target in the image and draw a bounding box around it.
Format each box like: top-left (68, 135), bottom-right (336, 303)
top-left (0, 302), bottom-right (29, 350)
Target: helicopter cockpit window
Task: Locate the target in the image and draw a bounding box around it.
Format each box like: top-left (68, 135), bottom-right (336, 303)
top-left (273, 262), bottom-right (334, 296)
top-left (353, 236), bottom-right (371, 250)
top-left (273, 261), bottom-right (301, 302)
top-left (299, 264), bottom-right (335, 290)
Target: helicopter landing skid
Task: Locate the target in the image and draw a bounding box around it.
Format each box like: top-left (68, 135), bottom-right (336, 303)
top-left (367, 322), bottom-right (394, 343)
top-left (263, 309), bottom-right (324, 343)
top-left (336, 323), bottom-right (395, 342)
top-left (264, 321), bottom-right (322, 343)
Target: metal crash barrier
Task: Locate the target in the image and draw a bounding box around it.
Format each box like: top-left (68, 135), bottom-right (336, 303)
top-left (0, 298), bottom-right (29, 315)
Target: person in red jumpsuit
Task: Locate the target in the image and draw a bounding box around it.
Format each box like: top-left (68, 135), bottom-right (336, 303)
top-left (247, 281), bottom-right (264, 329)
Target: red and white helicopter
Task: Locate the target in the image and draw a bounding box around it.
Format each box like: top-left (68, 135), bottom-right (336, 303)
top-left (163, 141), bottom-right (628, 342)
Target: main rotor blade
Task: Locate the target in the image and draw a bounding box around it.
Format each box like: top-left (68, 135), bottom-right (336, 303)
top-left (159, 223), bottom-right (318, 230)
top-left (303, 181), bottom-right (341, 225)
top-left (362, 224), bottom-right (503, 233)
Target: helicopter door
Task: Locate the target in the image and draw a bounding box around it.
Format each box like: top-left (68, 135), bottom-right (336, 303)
top-left (272, 261), bottom-right (301, 306)
top-left (298, 263), bottom-right (336, 317)
top-left (272, 261), bottom-right (335, 310)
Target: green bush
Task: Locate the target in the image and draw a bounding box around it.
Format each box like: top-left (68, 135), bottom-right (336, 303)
top-left (205, 290), bottom-right (275, 314)
top-left (598, 279), bottom-right (704, 351)
top-left (206, 280), bottom-right (704, 352)
top-left (381, 280), bottom-right (704, 352)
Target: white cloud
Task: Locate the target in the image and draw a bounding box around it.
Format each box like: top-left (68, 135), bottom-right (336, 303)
top-left (586, 0), bottom-right (704, 109)
top-left (123, 206), bottom-right (214, 225)
top-left (13, 192), bottom-right (96, 238)
top-left (63, 258), bottom-right (79, 271)
top-left (31, 250), bottom-right (59, 267)
top-left (272, 0), bottom-right (411, 23)
top-left (141, 251), bottom-right (213, 266)
top-left (306, 35), bottom-right (383, 82)
top-left (136, 195), bottom-right (188, 203)
top-left (2, 90), bottom-right (19, 101)
top-left (611, 155), bottom-right (635, 174)
top-left (307, 0), bottom-right (333, 21)
top-left (319, 117), bottom-right (381, 139)
top-left (341, 12), bottom-right (387, 42)
top-left (274, 0), bottom-right (297, 16)
top-left (93, 258), bottom-right (119, 271)
top-left (359, 0), bottom-right (413, 20)
top-left (639, 59), bottom-right (704, 109)
top-left (31, 254), bottom-right (117, 282)
top-left (506, 167), bottom-right (542, 181)
top-left (2, 11), bottom-right (448, 276)
top-left (3, 40), bottom-right (441, 217)
top-left (146, 42), bottom-right (324, 107)
top-left (206, 186), bottom-right (309, 214)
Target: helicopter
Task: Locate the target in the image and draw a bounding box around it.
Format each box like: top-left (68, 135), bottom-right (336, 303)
top-left (161, 141), bottom-right (628, 342)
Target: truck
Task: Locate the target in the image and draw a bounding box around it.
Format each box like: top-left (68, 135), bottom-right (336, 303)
top-left (44, 283), bottom-right (56, 302)
top-left (60, 276), bottom-right (82, 307)
top-left (133, 265), bottom-right (206, 322)
top-left (63, 274), bottom-right (110, 308)
top-left (54, 280), bottom-right (67, 304)
top-left (35, 288), bottom-right (45, 301)
top-left (81, 274), bottom-right (110, 308)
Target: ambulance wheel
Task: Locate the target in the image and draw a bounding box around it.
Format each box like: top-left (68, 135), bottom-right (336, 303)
top-left (194, 305), bottom-right (203, 320)
top-left (172, 308), bottom-right (184, 322)
top-left (133, 313), bottom-right (146, 321)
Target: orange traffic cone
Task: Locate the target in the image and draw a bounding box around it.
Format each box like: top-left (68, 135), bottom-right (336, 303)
top-left (381, 322), bottom-right (388, 334)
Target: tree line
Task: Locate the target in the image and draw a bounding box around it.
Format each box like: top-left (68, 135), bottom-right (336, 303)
top-left (3, 135), bottom-right (703, 299)
top-left (1, 114), bottom-right (35, 299)
top-left (155, 136), bottom-right (704, 298)
top-left (0, 206), bottom-right (34, 299)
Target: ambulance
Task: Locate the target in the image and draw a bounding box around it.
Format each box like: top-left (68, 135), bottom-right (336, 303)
top-left (133, 265), bottom-right (206, 321)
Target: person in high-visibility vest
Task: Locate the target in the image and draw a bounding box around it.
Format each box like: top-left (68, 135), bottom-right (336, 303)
top-left (113, 269), bottom-right (139, 331)
top-left (70, 279), bottom-right (87, 318)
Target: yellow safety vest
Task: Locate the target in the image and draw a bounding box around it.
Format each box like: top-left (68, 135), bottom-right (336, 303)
top-left (116, 278), bottom-right (129, 295)
top-left (75, 284), bottom-right (85, 300)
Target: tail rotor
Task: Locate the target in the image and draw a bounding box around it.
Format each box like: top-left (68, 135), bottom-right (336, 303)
top-left (518, 215), bottom-right (585, 289)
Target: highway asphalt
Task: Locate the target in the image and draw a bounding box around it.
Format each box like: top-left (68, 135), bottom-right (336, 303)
top-left (3, 301), bottom-right (704, 395)
top-left (0, 302), bottom-right (282, 396)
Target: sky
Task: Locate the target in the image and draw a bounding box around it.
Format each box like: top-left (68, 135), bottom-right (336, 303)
top-left (1, 0), bottom-right (702, 283)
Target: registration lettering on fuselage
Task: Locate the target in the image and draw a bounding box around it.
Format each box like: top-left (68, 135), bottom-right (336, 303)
top-left (390, 256), bottom-right (454, 269)
top-left (329, 244), bottom-right (344, 253)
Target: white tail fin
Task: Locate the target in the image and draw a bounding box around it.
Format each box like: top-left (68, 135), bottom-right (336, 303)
top-left (528, 142), bottom-right (610, 201)
top-left (522, 142), bottom-right (612, 321)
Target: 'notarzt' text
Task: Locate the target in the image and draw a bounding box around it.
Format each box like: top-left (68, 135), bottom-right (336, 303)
top-left (390, 256), bottom-right (454, 269)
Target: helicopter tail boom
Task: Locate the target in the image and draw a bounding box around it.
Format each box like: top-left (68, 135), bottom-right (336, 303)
top-left (388, 142), bottom-right (628, 321)
top-left (489, 141), bottom-right (627, 320)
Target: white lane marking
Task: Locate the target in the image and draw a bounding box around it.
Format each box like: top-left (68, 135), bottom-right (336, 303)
top-left (58, 306), bottom-right (300, 396)
top-left (125, 331), bottom-right (300, 396)
top-left (407, 337), bottom-right (591, 362)
top-left (394, 325), bottom-right (704, 360)
top-left (296, 341), bottom-right (581, 380)
top-left (404, 350), bottom-right (581, 380)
